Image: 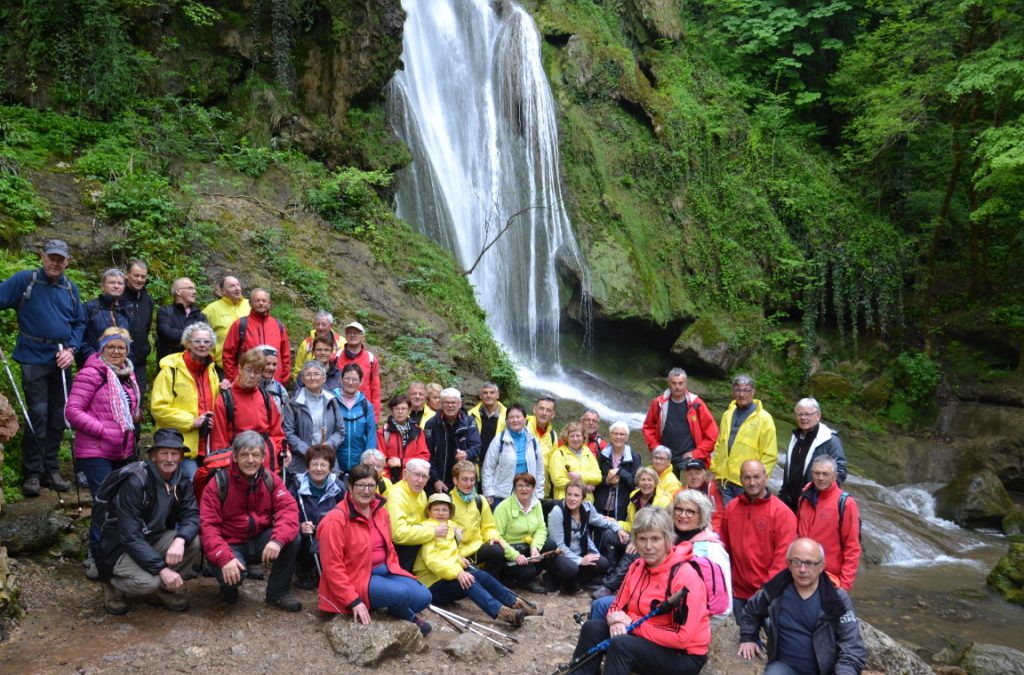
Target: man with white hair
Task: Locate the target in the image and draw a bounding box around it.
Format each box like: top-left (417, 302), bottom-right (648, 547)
top-left (291, 310), bottom-right (343, 379)
top-left (780, 397), bottom-right (848, 512)
top-left (385, 458), bottom-right (446, 572)
top-left (424, 387), bottom-right (481, 494)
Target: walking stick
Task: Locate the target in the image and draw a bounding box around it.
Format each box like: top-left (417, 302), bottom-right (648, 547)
top-left (551, 585), bottom-right (689, 675)
top-left (297, 491), bottom-right (323, 577)
top-left (466, 563), bottom-right (539, 610)
top-left (429, 603), bottom-right (519, 643)
top-left (428, 605), bottom-right (516, 652)
top-left (0, 345), bottom-right (38, 439)
top-left (505, 548), bottom-right (559, 567)
top-left (57, 344), bottom-right (75, 513)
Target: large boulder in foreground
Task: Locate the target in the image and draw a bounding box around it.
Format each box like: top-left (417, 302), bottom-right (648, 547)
top-left (322, 614), bottom-right (425, 666)
top-left (859, 619), bottom-right (933, 675)
top-left (987, 542), bottom-right (1024, 606)
top-left (935, 468), bottom-right (1015, 528)
top-left (961, 642), bottom-right (1024, 675)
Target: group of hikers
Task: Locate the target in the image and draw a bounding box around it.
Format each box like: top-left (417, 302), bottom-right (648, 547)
top-left (0, 241), bottom-right (867, 674)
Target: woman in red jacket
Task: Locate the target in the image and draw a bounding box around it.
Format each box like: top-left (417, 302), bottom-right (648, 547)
top-left (377, 394), bottom-right (429, 482)
top-left (569, 506), bottom-right (710, 675)
top-left (316, 464), bottom-right (433, 634)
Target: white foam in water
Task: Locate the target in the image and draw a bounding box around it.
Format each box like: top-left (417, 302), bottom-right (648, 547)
top-left (516, 364), bottom-right (647, 430)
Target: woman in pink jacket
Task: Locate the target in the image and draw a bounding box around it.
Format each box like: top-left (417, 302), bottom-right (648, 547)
top-left (66, 327), bottom-right (141, 555)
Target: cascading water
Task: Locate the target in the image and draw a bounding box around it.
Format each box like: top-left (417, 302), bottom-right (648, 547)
top-left (387, 0), bottom-right (587, 373)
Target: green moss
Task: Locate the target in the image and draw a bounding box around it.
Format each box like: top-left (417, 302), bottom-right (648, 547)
top-left (987, 543), bottom-right (1024, 606)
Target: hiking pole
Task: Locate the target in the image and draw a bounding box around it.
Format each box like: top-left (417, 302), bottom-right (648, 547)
top-left (57, 343), bottom-right (74, 513)
top-left (429, 605), bottom-right (513, 653)
top-left (0, 345), bottom-right (38, 439)
top-left (505, 548), bottom-right (559, 567)
top-left (428, 605), bottom-right (515, 652)
top-left (429, 603), bottom-right (518, 643)
top-left (551, 585), bottom-right (689, 675)
top-left (297, 492), bottom-right (323, 577)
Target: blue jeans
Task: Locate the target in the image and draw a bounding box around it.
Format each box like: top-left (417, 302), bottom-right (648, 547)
top-left (590, 594), bottom-right (614, 620)
top-left (430, 569), bottom-right (515, 618)
top-left (718, 481), bottom-right (745, 507)
top-left (367, 564), bottom-right (431, 621)
top-left (78, 456), bottom-right (129, 554)
top-left (765, 662), bottom-right (802, 675)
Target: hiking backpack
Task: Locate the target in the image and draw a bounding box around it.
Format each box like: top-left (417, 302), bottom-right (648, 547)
top-left (687, 555), bottom-right (730, 615)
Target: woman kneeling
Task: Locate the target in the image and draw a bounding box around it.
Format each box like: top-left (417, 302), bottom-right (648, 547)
top-left (415, 493), bottom-right (539, 626)
top-left (570, 506), bottom-right (710, 675)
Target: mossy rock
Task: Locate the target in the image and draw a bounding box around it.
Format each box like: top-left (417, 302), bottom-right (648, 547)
top-left (935, 469), bottom-right (1015, 528)
top-left (670, 315), bottom-right (750, 377)
top-left (807, 372), bottom-right (855, 401)
top-left (633, 0), bottom-right (684, 40)
top-left (861, 374), bottom-right (893, 409)
top-left (1004, 507), bottom-right (1024, 537)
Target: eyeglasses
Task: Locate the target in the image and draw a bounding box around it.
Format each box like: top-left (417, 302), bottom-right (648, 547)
top-left (342, 377), bottom-right (361, 383)
top-left (352, 482), bottom-right (377, 492)
top-left (190, 339), bottom-right (213, 345)
top-left (788, 558), bottom-right (823, 569)
top-left (733, 387), bottom-right (754, 393)
top-left (103, 345), bottom-right (127, 352)
top-left (673, 507), bottom-right (699, 517)
top-left (796, 412), bottom-right (819, 418)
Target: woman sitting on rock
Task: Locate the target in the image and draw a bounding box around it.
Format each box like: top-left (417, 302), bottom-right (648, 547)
top-left (317, 463), bottom-right (433, 635)
top-left (414, 492), bottom-right (540, 626)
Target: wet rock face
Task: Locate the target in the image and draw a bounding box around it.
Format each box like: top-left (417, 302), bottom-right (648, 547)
top-left (987, 542), bottom-right (1024, 607)
top-left (961, 641), bottom-right (1024, 675)
top-left (935, 468), bottom-right (1015, 528)
top-left (0, 547), bottom-right (22, 643)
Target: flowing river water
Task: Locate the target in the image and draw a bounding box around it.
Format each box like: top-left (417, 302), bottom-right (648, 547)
top-left (386, 0), bottom-right (1024, 657)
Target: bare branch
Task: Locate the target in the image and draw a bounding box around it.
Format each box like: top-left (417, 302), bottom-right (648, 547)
top-left (463, 204), bottom-right (549, 276)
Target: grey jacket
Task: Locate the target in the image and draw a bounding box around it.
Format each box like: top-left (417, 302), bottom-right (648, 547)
top-left (481, 428), bottom-right (545, 500)
top-left (283, 388), bottom-right (345, 473)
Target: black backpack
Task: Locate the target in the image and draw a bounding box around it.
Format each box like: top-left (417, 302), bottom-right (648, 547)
top-left (92, 462), bottom-right (150, 579)
top-left (235, 315), bottom-right (285, 366)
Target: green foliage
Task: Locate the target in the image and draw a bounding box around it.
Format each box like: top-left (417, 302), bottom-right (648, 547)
top-left (218, 139), bottom-right (289, 178)
top-left (0, 165), bottom-right (50, 240)
top-left (305, 166), bottom-right (393, 246)
top-left (891, 351), bottom-right (941, 406)
top-left (390, 334), bottom-right (455, 386)
top-left (248, 226), bottom-right (329, 306)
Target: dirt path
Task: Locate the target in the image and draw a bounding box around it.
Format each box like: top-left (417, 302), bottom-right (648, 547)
top-left (1, 557), bottom-right (591, 674)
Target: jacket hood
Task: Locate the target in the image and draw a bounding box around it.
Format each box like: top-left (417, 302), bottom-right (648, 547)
top-left (600, 443), bottom-right (634, 462)
top-left (297, 471), bottom-right (343, 498)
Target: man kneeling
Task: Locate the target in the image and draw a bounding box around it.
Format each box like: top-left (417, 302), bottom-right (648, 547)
top-left (199, 430), bottom-right (301, 611)
top-left (97, 428), bottom-right (201, 615)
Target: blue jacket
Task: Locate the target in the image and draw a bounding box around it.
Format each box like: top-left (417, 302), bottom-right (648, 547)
top-left (0, 267), bottom-right (86, 364)
top-left (290, 471), bottom-right (346, 537)
top-left (79, 294), bottom-right (132, 366)
top-left (336, 392), bottom-right (377, 472)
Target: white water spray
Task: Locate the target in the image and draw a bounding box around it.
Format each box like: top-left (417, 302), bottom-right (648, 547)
top-left (388, 0), bottom-right (587, 374)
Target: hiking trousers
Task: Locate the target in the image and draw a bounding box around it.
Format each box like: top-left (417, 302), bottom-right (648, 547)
top-left (111, 530), bottom-right (201, 597)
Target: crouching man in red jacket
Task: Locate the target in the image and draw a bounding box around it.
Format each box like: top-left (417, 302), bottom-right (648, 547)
top-left (200, 429), bottom-right (301, 611)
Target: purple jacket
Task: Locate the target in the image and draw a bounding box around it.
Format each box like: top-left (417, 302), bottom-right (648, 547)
top-left (67, 353), bottom-right (139, 460)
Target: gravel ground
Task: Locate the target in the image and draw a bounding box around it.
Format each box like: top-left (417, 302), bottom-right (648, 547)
top-left (2, 557), bottom-right (593, 674)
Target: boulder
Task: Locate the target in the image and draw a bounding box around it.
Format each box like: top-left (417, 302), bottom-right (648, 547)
top-left (322, 615), bottom-right (426, 666)
top-left (1004, 507), bottom-right (1024, 537)
top-left (961, 642), bottom-right (1024, 675)
top-left (671, 316), bottom-right (751, 377)
top-left (0, 546), bottom-right (22, 643)
top-left (859, 619), bottom-right (933, 675)
top-left (935, 468), bottom-right (1015, 528)
top-left (0, 393), bottom-right (19, 442)
top-left (702, 617), bottom-right (760, 675)
top-left (807, 372), bottom-right (856, 401)
top-left (0, 495), bottom-right (72, 555)
top-left (944, 403), bottom-right (1024, 492)
top-left (861, 375), bottom-right (893, 410)
top-left (986, 542), bottom-right (1024, 606)
top-left (441, 631), bottom-right (500, 661)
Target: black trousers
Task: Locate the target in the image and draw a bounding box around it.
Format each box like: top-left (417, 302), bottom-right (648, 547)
top-left (552, 554), bottom-right (610, 588)
top-left (503, 539), bottom-right (556, 585)
top-left (19, 362), bottom-right (70, 477)
top-left (213, 528), bottom-right (299, 601)
top-left (395, 544), bottom-right (421, 574)
top-left (471, 542), bottom-right (507, 578)
top-left (571, 619), bottom-right (707, 675)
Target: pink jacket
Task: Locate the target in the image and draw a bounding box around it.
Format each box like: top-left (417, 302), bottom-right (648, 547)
top-left (66, 353), bottom-right (138, 460)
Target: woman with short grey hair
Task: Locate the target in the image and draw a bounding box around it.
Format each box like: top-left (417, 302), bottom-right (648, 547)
top-left (284, 359), bottom-right (345, 475)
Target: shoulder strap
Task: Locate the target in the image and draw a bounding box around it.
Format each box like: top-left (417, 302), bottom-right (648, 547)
top-left (17, 270), bottom-right (38, 312)
top-left (475, 494), bottom-right (483, 512)
top-left (222, 387), bottom-right (235, 435)
top-left (236, 316), bottom-right (249, 365)
top-left (262, 470), bottom-right (275, 495)
top-left (838, 491), bottom-right (848, 529)
top-left (216, 469), bottom-right (229, 503)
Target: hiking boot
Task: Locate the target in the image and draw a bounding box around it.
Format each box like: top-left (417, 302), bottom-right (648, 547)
top-left (497, 605), bottom-right (525, 627)
top-left (267, 594), bottom-right (301, 612)
top-left (524, 579), bottom-right (547, 594)
top-left (42, 471), bottom-right (70, 492)
top-left (247, 563), bottom-right (264, 581)
top-left (413, 615), bottom-right (432, 636)
top-left (22, 475), bottom-right (41, 498)
top-left (513, 597), bottom-right (543, 616)
top-left (590, 585), bottom-right (613, 600)
top-left (103, 583), bottom-right (128, 615)
top-left (295, 574), bottom-right (317, 590)
top-left (147, 589), bottom-right (189, 612)
top-left (219, 584), bottom-right (239, 605)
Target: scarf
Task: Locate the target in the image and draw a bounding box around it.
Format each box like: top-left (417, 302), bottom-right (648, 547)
top-left (456, 487), bottom-right (478, 504)
top-left (102, 357), bottom-right (137, 433)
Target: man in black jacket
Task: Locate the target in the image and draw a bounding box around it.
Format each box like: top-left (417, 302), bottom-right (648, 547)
top-left (424, 387), bottom-right (481, 493)
top-left (97, 428), bottom-right (201, 615)
top-left (738, 537), bottom-right (866, 675)
top-left (121, 259), bottom-right (154, 399)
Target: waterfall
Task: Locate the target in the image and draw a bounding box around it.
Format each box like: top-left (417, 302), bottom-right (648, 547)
top-left (387, 0), bottom-right (587, 371)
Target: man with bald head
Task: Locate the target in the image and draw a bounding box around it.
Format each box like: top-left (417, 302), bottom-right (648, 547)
top-left (719, 459), bottom-right (797, 623)
top-left (221, 288), bottom-right (291, 385)
top-left (739, 537), bottom-right (865, 675)
top-left (156, 277), bottom-right (208, 360)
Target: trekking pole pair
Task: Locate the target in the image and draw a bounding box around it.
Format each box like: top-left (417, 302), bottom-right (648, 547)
top-left (551, 585), bottom-right (689, 675)
top-left (427, 604), bottom-right (516, 652)
top-left (465, 563), bottom-right (539, 611)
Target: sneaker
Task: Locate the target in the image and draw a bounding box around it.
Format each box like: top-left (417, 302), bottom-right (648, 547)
top-left (43, 471), bottom-right (70, 492)
top-left (22, 475), bottom-right (41, 498)
top-left (103, 583), bottom-right (128, 615)
top-left (85, 559), bottom-right (99, 581)
top-left (497, 605), bottom-right (525, 627)
top-left (219, 584), bottom-right (239, 605)
top-left (590, 586), bottom-right (613, 600)
top-left (267, 594), bottom-right (301, 612)
top-left (413, 615), bottom-right (432, 636)
top-left (513, 597), bottom-right (543, 616)
top-left (147, 589), bottom-right (189, 612)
